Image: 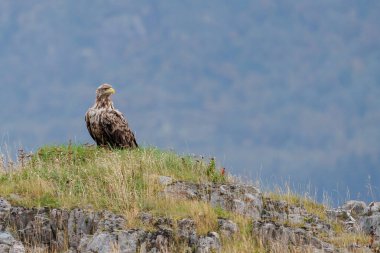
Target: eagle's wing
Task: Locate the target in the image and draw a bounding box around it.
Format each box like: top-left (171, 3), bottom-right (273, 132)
top-left (101, 110), bottom-right (138, 148)
top-left (85, 110), bottom-right (97, 142)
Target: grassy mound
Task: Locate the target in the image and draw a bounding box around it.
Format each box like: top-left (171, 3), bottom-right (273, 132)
top-left (0, 145), bottom-right (262, 251)
top-left (0, 145), bottom-right (226, 211)
top-left (0, 145), bottom-right (370, 252)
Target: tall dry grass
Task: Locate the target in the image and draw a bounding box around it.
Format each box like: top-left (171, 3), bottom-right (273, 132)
top-left (0, 144), bottom-right (372, 252)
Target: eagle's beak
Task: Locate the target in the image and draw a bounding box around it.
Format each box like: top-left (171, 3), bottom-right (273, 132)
top-left (107, 88), bottom-right (116, 94)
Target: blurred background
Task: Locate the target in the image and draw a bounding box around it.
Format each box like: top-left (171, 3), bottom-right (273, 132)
top-left (0, 0), bottom-right (379, 205)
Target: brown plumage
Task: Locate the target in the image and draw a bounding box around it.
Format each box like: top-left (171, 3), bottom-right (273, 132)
top-left (85, 83), bottom-right (138, 148)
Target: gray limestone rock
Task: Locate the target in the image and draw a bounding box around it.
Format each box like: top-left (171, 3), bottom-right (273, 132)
top-left (78, 229), bottom-right (146, 253)
top-left (342, 200), bottom-right (367, 218)
top-left (262, 198), bottom-right (332, 236)
top-left (23, 212), bottom-right (53, 244)
top-left (79, 232), bottom-right (117, 253)
top-left (196, 232), bottom-right (221, 253)
top-left (366, 202), bottom-right (380, 215)
top-left (210, 184), bottom-right (262, 219)
top-left (359, 214), bottom-right (380, 236)
top-left (50, 208), bottom-right (70, 250)
top-left (217, 218), bottom-right (238, 237)
top-left (97, 210), bottom-right (126, 232)
top-left (0, 198), bottom-right (11, 231)
top-left (252, 221), bottom-right (335, 252)
top-left (163, 181), bottom-right (208, 201)
top-left (178, 218), bottom-right (197, 245)
top-left (8, 206), bottom-right (129, 251)
top-left (0, 244), bottom-right (11, 253)
top-left (164, 182), bottom-right (262, 219)
top-left (326, 208), bottom-right (350, 221)
top-left (0, 231), bottom-right (17, 246)
top-left (117, 229), bottom-right (147, 253)
top-left (9, 207), bottom-right (58, 249)
top-left (144, 227), bottom-right (174, 253)
top-left (9, 241), bottom-right (26, 253)
top-left (0, 231), bottom-right (25, 253)
top-left (67, 208), bottom-right (101, 249)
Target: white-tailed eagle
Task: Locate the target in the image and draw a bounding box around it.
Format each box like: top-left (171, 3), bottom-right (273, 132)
top-left (85, 83), bottom-right (138, 148)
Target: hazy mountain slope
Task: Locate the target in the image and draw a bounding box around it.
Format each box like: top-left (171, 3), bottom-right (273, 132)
top-left (0, 0), bottom-right (379, 203)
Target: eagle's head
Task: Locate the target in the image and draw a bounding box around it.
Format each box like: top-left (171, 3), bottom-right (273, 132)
top-left (96, 83), bottom-right (116, 99)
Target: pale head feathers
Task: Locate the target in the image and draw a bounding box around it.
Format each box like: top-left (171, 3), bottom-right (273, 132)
top-left (96, 83), bottom-right (115, 98)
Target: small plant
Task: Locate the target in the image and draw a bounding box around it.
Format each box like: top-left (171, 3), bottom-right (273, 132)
top-left (206, 158), bottom-right (226, 183)
top-left (206, 158), bottom-right (216, 177)
top-left (214, 205), bottom-right (230, 219)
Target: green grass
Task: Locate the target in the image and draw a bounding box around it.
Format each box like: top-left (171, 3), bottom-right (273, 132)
top-left (0, 144), bottom-right (371, 252)
top-left (0, 144), bottom-right (264, 252)
top-left (0, 145), bottom-right (226, 211)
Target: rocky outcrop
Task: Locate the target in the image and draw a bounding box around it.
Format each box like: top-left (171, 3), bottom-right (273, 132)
top-left (164, 181), bottom-right (378, 252)
top-left (0, 197), bottom-right (222, 253)
top-left (252, 220), bottom-right (335, 252)
top-left (1, 180), bottom-right (379, 252)
top-left (163, 181), bottom-right (262, 219)
top-left (328, 200), bottom-right (380, 252)
top-left (359, 202), bottom-right (380, 251)
top-left (254, 197), bottom-right (337, 252)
